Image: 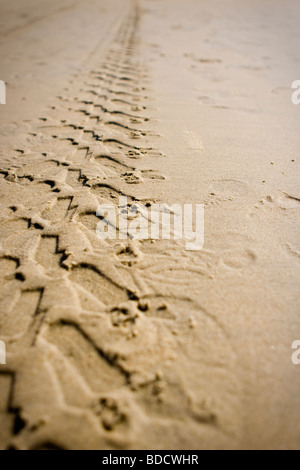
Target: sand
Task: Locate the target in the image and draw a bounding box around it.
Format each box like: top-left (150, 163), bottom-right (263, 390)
top-left (0, 0), bottom-right (300, 450)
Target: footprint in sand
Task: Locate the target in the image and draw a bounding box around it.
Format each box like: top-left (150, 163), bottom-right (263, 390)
top-left (205, 179), bottom-right (248, 206)
top-left (278, 193), bottom-right (300, 210)
top-left (222, 249), bottom-right (257, 270)
top-left (251, 193), bottom-right (300, 214)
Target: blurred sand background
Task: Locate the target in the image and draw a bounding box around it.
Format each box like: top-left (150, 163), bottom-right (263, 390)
top-left (0, 0), bottom-right (300, 450)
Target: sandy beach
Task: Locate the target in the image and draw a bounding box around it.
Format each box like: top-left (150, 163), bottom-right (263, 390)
top-left (0, 0), bottom-right (300, 450)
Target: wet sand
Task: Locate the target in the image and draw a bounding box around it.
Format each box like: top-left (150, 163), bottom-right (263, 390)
top-left (0, 0), bottom-right (300, 450)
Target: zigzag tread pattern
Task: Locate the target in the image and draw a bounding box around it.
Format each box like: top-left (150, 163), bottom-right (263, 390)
top-left (0, 0), bottom-right (241, 450)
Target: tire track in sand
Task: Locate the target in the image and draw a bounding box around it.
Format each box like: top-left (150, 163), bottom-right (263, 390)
top-left (0, 0), bottom-right (242, 450)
